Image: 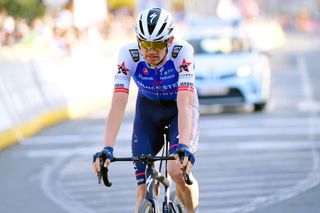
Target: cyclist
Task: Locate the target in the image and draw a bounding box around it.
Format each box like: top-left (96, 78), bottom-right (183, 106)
top-left (93, 8), bottom-right (199, 213)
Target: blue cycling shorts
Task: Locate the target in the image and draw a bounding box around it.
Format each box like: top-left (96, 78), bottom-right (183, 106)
top-left (131, 93), bottom-right (199, 185)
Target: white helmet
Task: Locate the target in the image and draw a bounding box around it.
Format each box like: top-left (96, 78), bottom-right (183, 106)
top-left (135, 8), bottom-right (174, 42)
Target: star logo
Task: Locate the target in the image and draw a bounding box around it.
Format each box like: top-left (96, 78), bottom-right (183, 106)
top-left (143, 68), bottom-right (148, 75)
top-left (117, 62), bottom-right (129, 76)
top-left (179, 58), bottom-right (192, 73)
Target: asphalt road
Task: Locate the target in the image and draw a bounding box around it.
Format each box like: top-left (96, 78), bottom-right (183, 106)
top-left (1, 32), bottom-right (320, 213)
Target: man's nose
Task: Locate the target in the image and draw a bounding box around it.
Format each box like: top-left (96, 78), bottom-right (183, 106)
top-left (147, 47), bottom-right (158, 53)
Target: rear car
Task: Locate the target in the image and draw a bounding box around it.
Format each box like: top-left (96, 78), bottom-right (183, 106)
top-left (187, 28), bottom-right (271, 112)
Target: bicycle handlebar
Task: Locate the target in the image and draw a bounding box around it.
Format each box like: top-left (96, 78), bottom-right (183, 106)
top-left (98, 153), bottom-right (193, 187)
top-left (112, 155), bottom-right (175, 163)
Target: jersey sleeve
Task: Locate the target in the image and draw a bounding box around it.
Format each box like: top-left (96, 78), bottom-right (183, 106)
top-left (174, 41), bottom-right (195, 93)
top-left (113, 46), bottom-right (134, 94)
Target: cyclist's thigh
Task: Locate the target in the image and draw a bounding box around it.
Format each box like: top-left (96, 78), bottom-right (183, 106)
top-left (131, 95), bottom-right (165, 184)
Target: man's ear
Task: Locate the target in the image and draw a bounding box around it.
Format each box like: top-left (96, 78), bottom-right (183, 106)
top-left (168, 36), bottom-right (174, 46)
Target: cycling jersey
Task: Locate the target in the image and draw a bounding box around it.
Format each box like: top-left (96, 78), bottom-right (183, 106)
top-left (114, 39), bottom-right (196, 101)
top-left (113, 39), bottom-right (199, 185)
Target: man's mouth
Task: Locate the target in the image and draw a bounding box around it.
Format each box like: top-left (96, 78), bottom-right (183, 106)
top-left (147, 55), bottom-right (158, 60)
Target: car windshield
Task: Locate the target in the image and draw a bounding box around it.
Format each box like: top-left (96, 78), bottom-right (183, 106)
top-left (188, 36), bottom-right (252, 55)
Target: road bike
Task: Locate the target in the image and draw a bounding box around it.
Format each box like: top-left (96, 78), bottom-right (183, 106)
top-left (97, 124), bottom-right (192, 213)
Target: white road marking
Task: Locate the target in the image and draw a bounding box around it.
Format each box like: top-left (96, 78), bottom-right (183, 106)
top-left (200, 117), bottom-right (320, 127)
top-left (21, 116), bottom-right (320, 146)
top-left (297, 56), bottom-right (319, 112)
top-left (25, 139), bottom-right (318, 158)
top-left (200, 126), bottom-right (320, 137)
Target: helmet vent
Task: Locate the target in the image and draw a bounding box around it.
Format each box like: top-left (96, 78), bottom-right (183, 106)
top-left (157, 22), bottom-right (167, 36)
top-left (139, 20), bottom-right (144, 35)
top-left (153, 36), bottom-right (164, 41)
top-left (148, 24), bottom-right (156, 35)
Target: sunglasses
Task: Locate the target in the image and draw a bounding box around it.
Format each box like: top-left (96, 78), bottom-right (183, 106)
top-left (139, 39), bottom-right (168, 51)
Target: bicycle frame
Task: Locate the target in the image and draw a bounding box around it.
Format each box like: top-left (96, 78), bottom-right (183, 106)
top-left (99, 154), bottom-right (176, 212)
top-left (98, 124), bottom-right (190, 212)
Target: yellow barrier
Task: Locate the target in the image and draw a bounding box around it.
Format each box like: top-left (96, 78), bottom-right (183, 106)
top-left (0, 98), bottom-right (110, 150)
top-left (0, 107), bottom-right (69, 150)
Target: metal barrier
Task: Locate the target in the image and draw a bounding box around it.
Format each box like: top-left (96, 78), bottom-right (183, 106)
top-left (0, 44), bottom-right (116, 149)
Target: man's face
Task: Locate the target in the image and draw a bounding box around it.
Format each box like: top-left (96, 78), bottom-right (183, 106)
top-left (139, 37), bottom-right (174, 67)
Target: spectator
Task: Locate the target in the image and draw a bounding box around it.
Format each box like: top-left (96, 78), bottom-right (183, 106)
top-left (2, 12), bottom-right (15, 46)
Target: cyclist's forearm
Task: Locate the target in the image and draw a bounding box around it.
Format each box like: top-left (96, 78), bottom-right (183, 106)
top-left (177, 91), bottom-right (193, 146)
top-left (104, 93), bottom-right (128, 147)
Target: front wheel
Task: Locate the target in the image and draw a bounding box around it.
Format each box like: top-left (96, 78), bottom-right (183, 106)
top-left (254, 102), bottom-right (267, 112)
top-left (138, 200), bottom-right (155, 213)
top-left (169, 191), bottom-right (184, 213)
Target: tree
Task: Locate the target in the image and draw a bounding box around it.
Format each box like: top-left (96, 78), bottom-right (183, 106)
top-left (0, 0), bottom-right (45, 22)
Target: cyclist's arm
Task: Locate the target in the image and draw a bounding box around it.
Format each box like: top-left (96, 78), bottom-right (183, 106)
top-left (92, 92), bottom-right (128, 173)
top-left (175, 41), bottom-right (195, 147)
top-left (104, 44), bottom-right (135, 147)
top-left (177, 91), bottom-right (194, 146)
top-left (104, 92), bottom-right (128, 147)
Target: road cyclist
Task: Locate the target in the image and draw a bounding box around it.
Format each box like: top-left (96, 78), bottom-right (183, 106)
top-left (92, 7), bottom-right (200, 213)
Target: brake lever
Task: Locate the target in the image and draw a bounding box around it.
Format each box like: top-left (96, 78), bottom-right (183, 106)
top-left (99, 151), bottom-right (112, 187)
top-left (97, 170), bottom-right (102, 184)
top-left (181, 166), bottom-right (193, 185)
top-left (177, 149), bottom-right (193, 185)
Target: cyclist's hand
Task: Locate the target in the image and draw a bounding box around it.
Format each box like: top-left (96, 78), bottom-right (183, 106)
top-left (174, 144), bottom-right (195, 173)
top-left (92, 146), bottom-right (113, 175)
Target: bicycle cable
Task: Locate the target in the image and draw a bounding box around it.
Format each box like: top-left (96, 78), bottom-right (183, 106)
top-left (158, 140), bottom-right (165, 174)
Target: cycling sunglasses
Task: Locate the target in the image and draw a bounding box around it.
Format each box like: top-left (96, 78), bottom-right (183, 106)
top-left (138, 39), bottom-right (169, 51)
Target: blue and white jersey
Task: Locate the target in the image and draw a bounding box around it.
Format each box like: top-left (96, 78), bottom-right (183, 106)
top-left (113, 39), bottom-right (196, 102)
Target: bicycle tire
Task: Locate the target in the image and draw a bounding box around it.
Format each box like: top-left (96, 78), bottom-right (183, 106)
top-left (169, 191), bottom-right (184, 213)
top-left (138, 200), bottom-right (155, 213)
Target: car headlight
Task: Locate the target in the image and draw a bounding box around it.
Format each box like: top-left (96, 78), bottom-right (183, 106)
top-left (237, 65), bottom-right (252, 77)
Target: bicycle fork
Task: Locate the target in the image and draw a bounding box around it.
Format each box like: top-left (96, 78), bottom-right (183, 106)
top-left (145, 163), bottom-right (161, 212)
top-left (145, 163), bottom-right (175, 213)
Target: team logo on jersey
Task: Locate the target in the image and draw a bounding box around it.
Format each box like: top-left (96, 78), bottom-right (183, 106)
top-left (179, 58), bottom-right (192, 73)
top-left (129, 49), bottom-right (139, 62)
top-left (117, 62), bottom-right (129, 76)
top-left (143, 68), bottom-right (148, 75)
top-left (114, 83), bottom-right (125, 88)
top-left (172, 45), bottom-right (182, 58)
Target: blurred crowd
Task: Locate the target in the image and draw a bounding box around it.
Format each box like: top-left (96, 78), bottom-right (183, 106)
top-left (279, 8), bottom-right (320, 33)
top-left (1, 0), bottom-right (319, 56)
top-left (214, 0), bottom-right (320, 33)
top-left (0, 2), bottom-right (135, 56)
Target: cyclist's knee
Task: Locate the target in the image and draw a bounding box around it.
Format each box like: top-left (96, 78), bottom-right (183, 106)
top-left (136, 184), bottom-right (146, 202)
top-left (167, 160), bottom-right (185, 186)
top-left (134, 184), bottom-right (146, 213)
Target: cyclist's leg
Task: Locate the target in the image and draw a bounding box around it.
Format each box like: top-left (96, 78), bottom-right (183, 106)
top-left (131, 94), bottom-right (165, 212)
top-left (167, 103), bottom-right (200, 213)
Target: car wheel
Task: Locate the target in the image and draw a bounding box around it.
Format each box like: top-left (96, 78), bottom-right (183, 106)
top-left (254, 103), bottom-right (266, 112)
